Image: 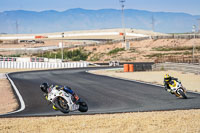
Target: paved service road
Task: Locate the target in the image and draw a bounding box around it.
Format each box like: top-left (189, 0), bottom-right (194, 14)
top-left (2, 67), bottom-right (200, 117)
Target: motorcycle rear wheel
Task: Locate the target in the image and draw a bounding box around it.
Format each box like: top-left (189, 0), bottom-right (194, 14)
top-left (78, 100), bottom-right (88, 112)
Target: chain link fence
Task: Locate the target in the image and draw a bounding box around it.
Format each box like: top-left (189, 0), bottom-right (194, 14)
top-left (155, 56), bottom-right (200, 64)
top-left (152, 62), bottom-right (200, 75)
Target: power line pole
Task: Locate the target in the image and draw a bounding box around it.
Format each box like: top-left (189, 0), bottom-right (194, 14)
top-left (192, 25), bottom-right (196, 63)
top-left (119, 0), bottom-right (126, 42)
top-left (151, 16), bottom-right (155, 32)
top-left (16, 20), bottom-right (18, 34)
top-left (197, 19), bottom-right (200, 33)
top-left (61, 33), bottom-right (64, 62)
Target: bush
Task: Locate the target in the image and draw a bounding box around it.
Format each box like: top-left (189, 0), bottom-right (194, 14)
top-left (152, 46), bottom-right (200, 51)
top-left (108, 48), bottom-right (125, 55)
top-left (8, 54), bottom-right (21, 57)
top-left (38, 48), bottom-right (89, 61)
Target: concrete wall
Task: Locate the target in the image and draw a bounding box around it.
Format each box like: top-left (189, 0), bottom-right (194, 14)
top-left (0, 61), bottom-right (88, 69)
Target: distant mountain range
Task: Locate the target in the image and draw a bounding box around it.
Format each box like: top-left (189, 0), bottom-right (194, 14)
top-left (0, 8), bottom-right (199, 34)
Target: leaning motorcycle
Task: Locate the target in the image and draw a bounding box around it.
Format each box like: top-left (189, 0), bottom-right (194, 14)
top-left (169, 80), bottom-right (187, 99)
top-left (47, 87), bottom-right (88, 113)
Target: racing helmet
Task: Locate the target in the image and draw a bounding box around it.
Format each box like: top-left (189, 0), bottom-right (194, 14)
top-left (164, 74), bottom-right (171, 82)
top-left (40, 82), bottom-right (49, 93)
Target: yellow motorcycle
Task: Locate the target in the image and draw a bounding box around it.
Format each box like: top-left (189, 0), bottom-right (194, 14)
top-left (169, 80), bottom-right (187, 99)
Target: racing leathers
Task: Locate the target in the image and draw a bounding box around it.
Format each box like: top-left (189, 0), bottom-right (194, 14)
top-left (164, 77), bottom-right (178, 94)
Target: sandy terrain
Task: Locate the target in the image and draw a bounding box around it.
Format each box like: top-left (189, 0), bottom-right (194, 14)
top-left (0, 69), bottom-right (200, 133)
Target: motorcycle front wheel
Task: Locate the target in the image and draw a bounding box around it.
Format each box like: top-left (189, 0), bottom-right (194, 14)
top-left (178, 89), bottom-right (187, 99)
top-left (54, 97), bottom-right (70, 113)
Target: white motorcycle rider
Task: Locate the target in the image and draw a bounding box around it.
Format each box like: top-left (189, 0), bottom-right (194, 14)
top-left (40, 83), bottom-right (88, 113)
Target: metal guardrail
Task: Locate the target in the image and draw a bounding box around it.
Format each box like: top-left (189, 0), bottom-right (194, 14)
top-left (152, 62), bottom-right (200, 74)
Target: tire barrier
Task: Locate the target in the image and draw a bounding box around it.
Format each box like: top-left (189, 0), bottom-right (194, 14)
top-left (0, 61), bottom-right (88, 69)
top-left (30, 58), bottom-right (44, 62)
top-left (0, 57), bottom-right (16, 62)
top-left (109, 61), bottom-right (120, 66)
top-left (121, 62), bottom-right (154, 72)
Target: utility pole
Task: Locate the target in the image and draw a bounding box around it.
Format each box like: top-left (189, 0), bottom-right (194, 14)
top-left (119, 0), bottom-right (126, 42)
top-left (61, 33), bottom-right (64, 62)
top-left (16, 20), bottom-right (18, 34)
top-left (151, 16), bottom-right (155, 32)
top-left (192, 25), bottom-right (196, 63)
top-left (197, 19), bottom-right (200, 33)
top-left (119, 0), bottom-right (129, 50)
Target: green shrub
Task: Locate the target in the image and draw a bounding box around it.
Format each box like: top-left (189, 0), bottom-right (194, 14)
top-left (8, 54), bottom-right (21, 57)
top-left (152, 46), bottom-right (200, 51)
top-left (108, 48), bottom-right (125, 55)
top-left (37, 48), bottom-right (89, 61)
top-left (89, 53), bottom-right (105, 61)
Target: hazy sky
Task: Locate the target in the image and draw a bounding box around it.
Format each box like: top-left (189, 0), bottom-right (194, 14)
top-left (0, 0), bottom-right (200, 15)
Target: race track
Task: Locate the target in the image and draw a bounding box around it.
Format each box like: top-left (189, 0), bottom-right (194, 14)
top-left (2, 67), bottom-right (200, 117)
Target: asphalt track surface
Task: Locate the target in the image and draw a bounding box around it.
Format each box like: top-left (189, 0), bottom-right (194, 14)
top-left (1, 67), bottom-right (200, 117)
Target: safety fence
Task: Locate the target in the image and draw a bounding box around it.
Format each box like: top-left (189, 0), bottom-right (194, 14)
top-left (125, 34), bottom-right (200, 42)
top-left (0, 61), bottom-right (88, 69)
top-left (155, 56), bottom-right (200, 64)
top-left (152, 62), bottom-right (200, 74)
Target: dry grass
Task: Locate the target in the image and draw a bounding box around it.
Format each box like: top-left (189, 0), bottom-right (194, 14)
top-left (0, 110), bottom-right (200, 133)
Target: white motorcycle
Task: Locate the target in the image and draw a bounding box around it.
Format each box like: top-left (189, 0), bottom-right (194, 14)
top-left (169, 80), bottom-right (187, 99)
top-left (47, 87), bottom-right (88, 113)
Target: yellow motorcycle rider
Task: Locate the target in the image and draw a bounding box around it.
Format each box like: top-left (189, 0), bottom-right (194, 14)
top-left (164, 74), bottom-right (179, 94)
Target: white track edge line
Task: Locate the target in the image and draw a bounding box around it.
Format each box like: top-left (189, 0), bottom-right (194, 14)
top-left (87, 68), bottom-right (200, 95)
top-left (0, 73), bottom-right (25, 116)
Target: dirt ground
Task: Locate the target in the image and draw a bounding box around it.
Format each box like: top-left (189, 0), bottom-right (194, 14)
top-left (0, 78), bottom-right (18, 114)
top-left (1, 38), bottom-right (200, 62)
top-left (0, 68), bottom-right (53, 114)
top-left (70, 38), bottom-right (200, 62)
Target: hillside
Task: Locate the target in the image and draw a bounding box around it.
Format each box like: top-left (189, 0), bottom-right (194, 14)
top-left (1, 35), bottom-right (200, 63)
top-left (70, 38), bottom-right (200, 62)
